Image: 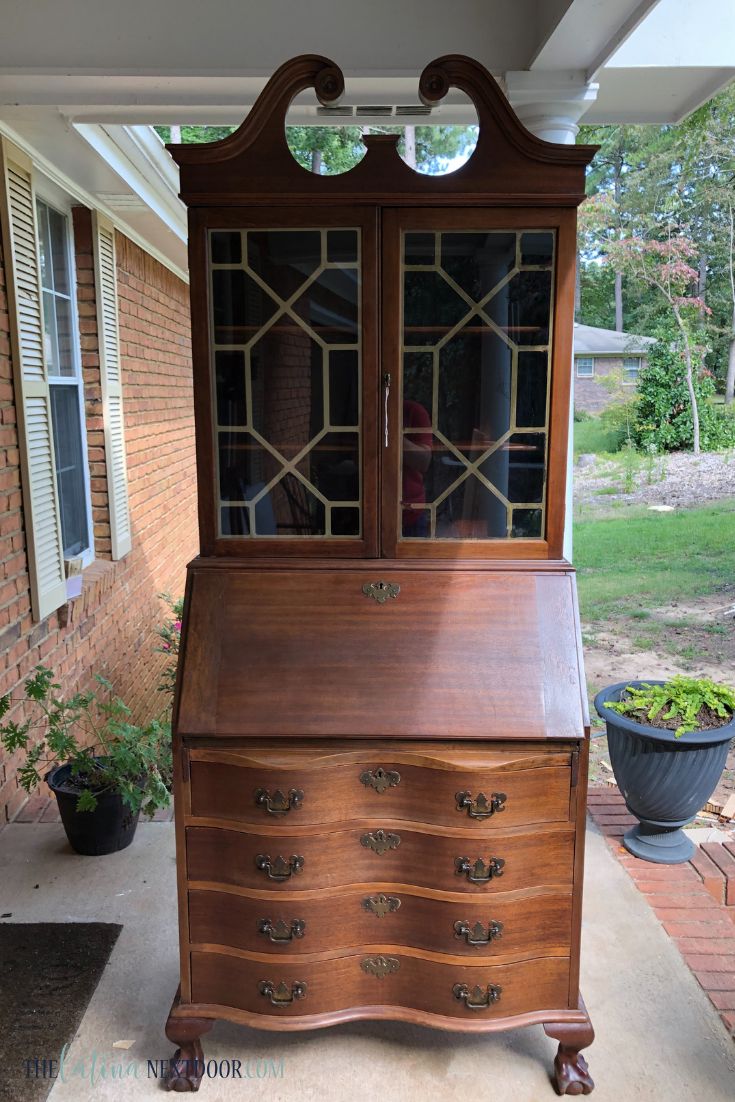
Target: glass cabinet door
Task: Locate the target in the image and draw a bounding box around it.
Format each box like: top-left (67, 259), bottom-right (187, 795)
top-left (204, 210), bottom-right (377, 555)
top-left (382, 211), bottom-right (564, 558)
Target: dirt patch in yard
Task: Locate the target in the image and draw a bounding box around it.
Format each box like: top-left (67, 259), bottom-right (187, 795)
top-left (575, 449), bottom-right (735, 514)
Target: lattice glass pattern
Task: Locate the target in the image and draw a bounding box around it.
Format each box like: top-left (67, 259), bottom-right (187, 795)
top-left (400, 230), bottom-right (554, 540)
top-left (210, 228), bottom-right (361, 538)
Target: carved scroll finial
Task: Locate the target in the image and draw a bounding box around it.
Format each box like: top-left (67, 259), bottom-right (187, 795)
top-left (315, 63), bottom-right (344, 107)
top-left (419, 65), bottom-right (451, 108)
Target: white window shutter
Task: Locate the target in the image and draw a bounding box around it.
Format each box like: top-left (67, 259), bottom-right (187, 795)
top-left (0, 139), bottom-right (67, 621)
top-left (93, 212), bottom-right (131, 559)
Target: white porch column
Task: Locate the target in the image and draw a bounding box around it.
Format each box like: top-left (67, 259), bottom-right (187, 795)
top-left (504, 72), bottom-right (599, 561)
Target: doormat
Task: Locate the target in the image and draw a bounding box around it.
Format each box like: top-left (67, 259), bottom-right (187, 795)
top-left (0, 922), bottom-right (122, 1102)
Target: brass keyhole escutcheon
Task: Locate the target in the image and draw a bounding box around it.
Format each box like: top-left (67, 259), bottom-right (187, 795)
top-left (362, 581), bottom-right (400, 604)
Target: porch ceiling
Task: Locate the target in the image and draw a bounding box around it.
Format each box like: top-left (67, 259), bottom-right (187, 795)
top-left (0, 0), bottom-right (732, 275)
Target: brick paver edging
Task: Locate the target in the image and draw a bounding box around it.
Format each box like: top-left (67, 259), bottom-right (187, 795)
top-left (588, 788), bottom-right (735, 1038)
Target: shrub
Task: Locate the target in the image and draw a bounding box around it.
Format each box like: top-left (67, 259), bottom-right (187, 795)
top-left (574, 408), bottom-right (592, 423)
top-left (605, 676), bottom-right (735, 738)
top-left (633, 337), bottom-right (735, 452)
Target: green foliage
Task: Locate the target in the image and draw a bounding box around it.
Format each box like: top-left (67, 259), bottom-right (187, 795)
top-left (156, 593), bottom-right (184, 698)
top-left (573, 408), bottom-right (592, 423)
top-left (573, 416), bottom-right (625, 457)
top-left (604, 676), bottom-right (735, 738)
top-left (0, 667), bottom-right (172, 816)
top-left (156, 122), bottom-right (477, 177)
top-left (633, 335), bottom-right (735, 452)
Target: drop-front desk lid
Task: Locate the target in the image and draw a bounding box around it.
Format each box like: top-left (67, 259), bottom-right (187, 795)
top-left (176, 563), bottom-right (587, 741)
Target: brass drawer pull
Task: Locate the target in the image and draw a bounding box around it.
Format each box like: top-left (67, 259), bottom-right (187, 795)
top-left (360, 829), bottom-right (401, 855)
top-left (454, 919), bottom-right (504, 946)
top-left (360, 767), bottom-right (400, 793)
top-left (255, 854), bottom-right (304, 881)
top-left (455, 856), bottom-right (505, 883)
top-left (362, 580), bottom-right (400, 604)
top-left (363, 894), bottom-right (401, 918)
top-left (254, 787), bottom-right (304, 815)
top-left (453, 982), bottom-right (502, 1010)
top-left (455, 790), bottom-right (506, 819)
top-left (361, 955), bottom-right (400, 978)
top-left (258, 918), bottom-right (306, 943)
top-left (258, 980), bottom-right (307, 1006)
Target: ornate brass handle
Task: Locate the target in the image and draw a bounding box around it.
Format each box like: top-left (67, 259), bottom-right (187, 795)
top-left (455, 856), bottom-right (505, 883)
top-left (361, 955), bottom-right (400, 978)
top-left (363, 894), bottom-right (401, 918)
top-left (455, 790), bottom-right (507, 819)
top-left (360, 767), bottom-right (400, 793)
top-left (360, 829), bottom-right (401, 855)
top-left (255, 854), bottom-right (304, 881)
top-left (453, 982), bottom-right (502, 1010)
top-left (258, 918), bottom-right (306, 943)
top-left (362, 580), bottom-right (400, 604)
top-left (454, 919), bottom-right (504, 946)
top-left (254, 787), bottom-right (304, 815)
top-left (258, 980), bottom-right (307, 1006)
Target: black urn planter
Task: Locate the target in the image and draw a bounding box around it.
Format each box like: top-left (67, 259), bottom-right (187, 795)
top-left (46, 762), bottom-right (140, 856)
top-left (594, 681), bottom-right (735, 864)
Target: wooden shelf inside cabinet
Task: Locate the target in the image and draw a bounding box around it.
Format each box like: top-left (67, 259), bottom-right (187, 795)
top-left (164, 53), bottom-right (597, 1097)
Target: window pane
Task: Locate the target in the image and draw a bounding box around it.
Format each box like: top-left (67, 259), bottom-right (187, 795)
top-left (37, 200), bottom-right (76, 377)
top-left (50, 385), bottom-right (89, 557)
top-left (400, 229), bottom-right (552, 541)
top-left (210, 227), bottom-right (362, 539)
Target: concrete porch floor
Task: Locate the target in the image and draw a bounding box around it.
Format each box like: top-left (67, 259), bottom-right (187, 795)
top-left (1, 821), bottom-right (734, 1102)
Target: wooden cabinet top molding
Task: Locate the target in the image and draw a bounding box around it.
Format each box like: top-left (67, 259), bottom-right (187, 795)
top-left (167, 54), bottom-right (597, 206)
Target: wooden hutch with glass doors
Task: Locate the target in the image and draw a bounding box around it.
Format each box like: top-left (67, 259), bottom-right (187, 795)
top-left (165, 55), bottom-right (598, 1096)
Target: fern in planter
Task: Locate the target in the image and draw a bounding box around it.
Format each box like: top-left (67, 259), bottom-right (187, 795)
top-left (0, 666), bottom-right (172, 815)
top-left (606, 675), bottom-right (735, 739)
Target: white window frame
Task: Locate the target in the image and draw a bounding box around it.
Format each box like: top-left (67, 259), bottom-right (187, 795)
top-left (622, 355), bottom-right (641, 385)
top-left (576, 356), bottom-right (594, 378)
top-left (35, 185), bottom-right (95, 569)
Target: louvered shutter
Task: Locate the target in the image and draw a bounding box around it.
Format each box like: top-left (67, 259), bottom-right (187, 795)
top-left (0, 139), bottom-right (67, 620)
top-left (93, 212), bottom-right (131, 559)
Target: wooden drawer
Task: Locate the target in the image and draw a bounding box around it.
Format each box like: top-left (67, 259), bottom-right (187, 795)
top-left (190, 948), bottom-right (571, 1020)
top-left (189, 887), bottom-right (573, 958)
top-left (188, 751), bottom-right (573, 830)
top-left (186, 824), bottom-right (575, 895)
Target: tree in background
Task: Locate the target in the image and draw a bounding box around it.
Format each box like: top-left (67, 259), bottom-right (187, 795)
top-left (577, 85), bottom-right (735, 395)
top-left (608, 235), bottom-right (709, 453)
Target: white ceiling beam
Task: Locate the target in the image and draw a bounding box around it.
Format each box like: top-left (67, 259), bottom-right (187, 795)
top-left (530, 0), bottom-right (662, 73)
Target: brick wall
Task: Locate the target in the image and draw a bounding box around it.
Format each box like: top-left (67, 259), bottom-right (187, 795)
top-left (574, 355), bottom-right (646, 414)
top-left (0, 209), bottom-right (198, 825)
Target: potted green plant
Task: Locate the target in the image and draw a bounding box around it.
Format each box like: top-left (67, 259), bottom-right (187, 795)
top-left (0, 666), bottom-right (172, 856)
top-left (595, 676), bottom-right (735, 864)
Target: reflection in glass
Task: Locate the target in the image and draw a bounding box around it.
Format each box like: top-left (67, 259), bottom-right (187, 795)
top-left (400, 229), bottom-right (553, 540)
top-left (210, 227), bottom-right (361, 538)
top-left (50, 387), bottom-right (89, 556)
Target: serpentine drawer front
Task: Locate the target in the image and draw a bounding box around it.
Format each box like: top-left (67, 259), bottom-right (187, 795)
top-left (185, 822), bottom-right (576, 895)
top-left (188, 887), bottom-right (574, 957)
top-left (188, 750), bottom-right (574, 829)
top-left (189, 949), bottom-right (571, 1021)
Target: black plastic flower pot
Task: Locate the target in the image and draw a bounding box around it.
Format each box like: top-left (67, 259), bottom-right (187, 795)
top-left (46, 762), bottom-right (140, 856)
top-left (594, 681), bottom-right (735, 864)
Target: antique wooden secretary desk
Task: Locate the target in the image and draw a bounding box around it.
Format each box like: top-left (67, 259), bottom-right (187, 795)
top-left (165, 55), bottom-right (598, 1095)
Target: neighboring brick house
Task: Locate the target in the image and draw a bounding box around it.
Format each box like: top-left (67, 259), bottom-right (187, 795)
top-left (574, 323), bottom-right (656, 414)
top-left (0, 133), bottom-right (197, 826)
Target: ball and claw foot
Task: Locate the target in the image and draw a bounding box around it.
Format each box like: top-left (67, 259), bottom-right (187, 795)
top-left (164, 989), bottom-right (213, 1093)
top-left (544, 996), bottom-right (595, 1097)
top-left (166, 1040), bottom-right (205, 1093)
top-left (552, 1045), bottom-right (594, 1096)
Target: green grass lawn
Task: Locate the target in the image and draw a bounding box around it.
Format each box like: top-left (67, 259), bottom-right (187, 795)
top-left (573, 416), bottom-right (625, 457)
top-left (574, 498), bottom-right (735, 622)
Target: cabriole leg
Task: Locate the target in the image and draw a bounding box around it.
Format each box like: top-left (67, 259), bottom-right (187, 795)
top-left (165, 990), bottom-right (213, 1092)
top-left (543, 997), bottom-right (595, 1096)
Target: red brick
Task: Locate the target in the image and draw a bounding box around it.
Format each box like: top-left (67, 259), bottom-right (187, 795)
top-left (692, 971), bottom-right (735, 991)
top-left (701, 843), bottom-right (735, 906)
top-left (708, 991), bottom-right (735, 1011)
top-left (680, 954), bottom-right (735, 972)
top-left (721, 1010), bottom-right (735, 1034)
